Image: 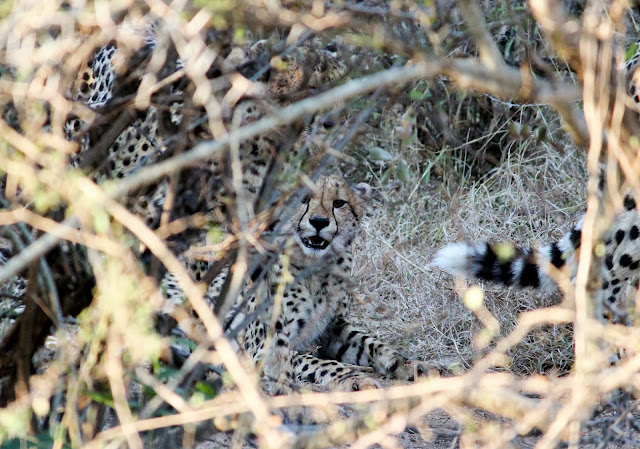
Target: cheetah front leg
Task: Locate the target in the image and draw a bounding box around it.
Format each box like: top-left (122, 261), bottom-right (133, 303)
top-left (319, 318), bottom-right (412, 380)
top-left (239, 314), bottom-right (300, 396)
top-left (292, 353), bottom-right (380, 391)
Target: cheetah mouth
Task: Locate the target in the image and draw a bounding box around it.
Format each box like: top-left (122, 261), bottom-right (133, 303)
top-left (301, 235), bottom-right (330, 250)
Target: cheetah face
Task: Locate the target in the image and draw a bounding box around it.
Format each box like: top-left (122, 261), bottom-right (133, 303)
top-left (292, 176), bottom-right (369, 259)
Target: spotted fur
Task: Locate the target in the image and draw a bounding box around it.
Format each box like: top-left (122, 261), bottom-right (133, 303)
top-left (61, 28), bottom-right (409, 391)
top-left (434, 42), bottom-right (640, 324)
top-left (164, 176), bottom-right (411, 391)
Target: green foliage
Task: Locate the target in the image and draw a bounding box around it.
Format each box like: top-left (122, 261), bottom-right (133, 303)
top-left (195, 380), bottom-right (218, 399)
top-left (1, 434), bottom-right (72, 449)
top-left (154, 362), bottom-right (181, 383)
top-left (627, 41), bottom-right (639, 62)
top-left (368, 146), bottom-right (393, 162)
top-left (83, 388), bottom-right (115, 408)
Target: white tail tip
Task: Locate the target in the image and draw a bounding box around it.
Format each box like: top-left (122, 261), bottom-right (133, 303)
top-left (432, 243), bottom-right (474, 277)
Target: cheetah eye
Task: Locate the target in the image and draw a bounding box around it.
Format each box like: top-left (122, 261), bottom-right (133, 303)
top-left (302, 195), bottom-right (311, 204)
top-left (333, 199), bottom-right (347, 208)
top-left (322, 120), bottom-right (335, 129)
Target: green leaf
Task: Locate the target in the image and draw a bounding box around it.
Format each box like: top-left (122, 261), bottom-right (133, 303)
top-left (627, 41), bottom-right (639, 62)
top-left (397, 160), bottom-right (411, 183)
top-left (409, 89), bottom-right (423, 101)
top-left (195, 381), bottom-right (218, 399)
top-left (537, 125), bottom-right (548, 141)
top-left (84, 389), bottom-right (114, 407)
top-left (380, 168), bottom-right (391, 185)
top-left (368, 146), bottom-right (393, 161)
top-left (504, 38), bottom-right (514, 58)
top-left (2, 433), bottom-right (72, 449)
top-left (154, 364), bottom-right (181, 382)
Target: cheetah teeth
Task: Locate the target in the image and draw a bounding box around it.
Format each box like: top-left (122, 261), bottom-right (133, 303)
top-left (301, 235), bottom-right (330, 250)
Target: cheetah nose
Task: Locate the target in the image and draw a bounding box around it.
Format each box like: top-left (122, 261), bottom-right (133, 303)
top-left (309, 216), bottom-right (330, 231)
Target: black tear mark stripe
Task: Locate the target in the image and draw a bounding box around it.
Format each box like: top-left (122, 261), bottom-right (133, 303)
top-left (332, 206), bottom-right (339, 237)
top-left (297, 197), bottom-right (310, 231)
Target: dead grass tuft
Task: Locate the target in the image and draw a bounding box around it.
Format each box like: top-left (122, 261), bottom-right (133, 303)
top-left (350, 100), bottom-right (587, 376)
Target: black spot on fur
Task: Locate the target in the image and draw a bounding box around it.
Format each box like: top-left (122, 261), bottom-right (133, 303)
top-left (625, 195), bottom-right (636, 210)
top-left (620, 254), bottom-right (632, 267)
top-left (616, 230), bottom-right (625, 244)
top-left (631, 225), bottom-right (639, 240)
top-left (606, 256), bottom-right (614, 270)
top-left (631, 260), bottom-right (639, 270)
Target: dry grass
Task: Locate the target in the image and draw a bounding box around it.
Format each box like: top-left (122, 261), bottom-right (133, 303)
top-left (5, 1), bottom-right (640, 448)
top-left (350, 100), bottom-right (588, 375)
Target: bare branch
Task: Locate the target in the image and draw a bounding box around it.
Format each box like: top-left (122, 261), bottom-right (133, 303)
top-left (528, 0), bottom-right (582, 73)
top-left (458, 0), bottom-right (506, 70)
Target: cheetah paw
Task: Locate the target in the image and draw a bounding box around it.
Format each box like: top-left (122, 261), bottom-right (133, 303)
top-left (335, 373), bottom-right (381, 391)
top-left (377, 351), bottom-right (445, 381)
top-left (405, 360), bottom-right (447, 380)
top-left (375, 350), bottom-right (411, 380)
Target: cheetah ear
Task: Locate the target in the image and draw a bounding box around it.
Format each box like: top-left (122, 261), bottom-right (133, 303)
top-left (352, 182), bottom-right (372, 200)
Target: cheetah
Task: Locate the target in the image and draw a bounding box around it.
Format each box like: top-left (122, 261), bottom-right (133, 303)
top-left (162, 175), bottom-right (414, 391)
top-left (60, 26), bottom-right (416, 392)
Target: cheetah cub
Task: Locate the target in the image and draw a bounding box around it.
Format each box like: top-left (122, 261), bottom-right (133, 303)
top-left (166, 175), bottom-right (417, 391)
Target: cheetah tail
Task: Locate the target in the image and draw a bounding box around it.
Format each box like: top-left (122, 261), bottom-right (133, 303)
top-left (432, 221), bottom-right (583, 293)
